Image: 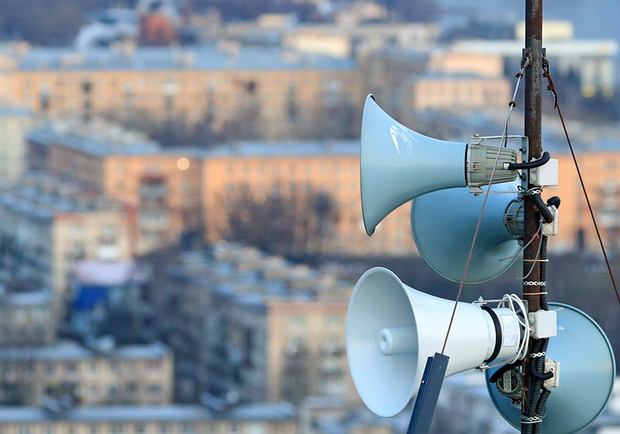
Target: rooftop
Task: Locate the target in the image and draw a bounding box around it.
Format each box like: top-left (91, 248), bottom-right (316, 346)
top-left (2, 45), bottom-right (357, 72)
top-left (0, 290), bottom-right (50, 306)
top-left (0, 402), bottom-right (296, 422)
top-left (160, 243), bottom-right (352, 307)
top-left (0, 174), bottom-right (124, 220)
top-left (27, 124), bottom-right (360, 158)
top-left (205, 140), bottom-right (360, 158)
top-left (27, 120), bottom-right (159, 157)
top-left (450, 39), bottom-right (618, 57)
top-left (0, 340), bottom-right (170, 362)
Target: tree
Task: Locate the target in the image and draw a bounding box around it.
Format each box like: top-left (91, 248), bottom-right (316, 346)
top-left (224, 184), bottom-right (339, 255)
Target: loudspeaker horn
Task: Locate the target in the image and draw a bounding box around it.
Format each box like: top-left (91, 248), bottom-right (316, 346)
top-left (410, 182), bottom-right (522, 284)
top-left (347, 267), bottom-right (522, 417)
top-left (360, 95), bottom-right (519, 236)
top-left (486, 302), bottom-right (616, 434)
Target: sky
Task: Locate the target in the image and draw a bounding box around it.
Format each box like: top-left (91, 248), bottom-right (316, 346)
top-left (438, 0), bottom-right (620, 45)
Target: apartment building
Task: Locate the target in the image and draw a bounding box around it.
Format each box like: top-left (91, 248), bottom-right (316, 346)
top-left (27, 123), bottom-right (203, 255)
top-left (0, 108), bottom-right (35, 181)
top-left (0, 402), bottom-right (297, 434)
top-left (0, 340), bottom-right (172, 406)
top-left (404, 73), bottom-right (511, 112)
top-left (0, 43), bottom-right (362, 141)
top-left (148, 244), bottom-right (358, 405)
top-left (0, 288), bottom-right (55, 347)
top-left (200, 141), bottom-right (415, 255)
top-left (0, 174), bottom-right (132, 310)
top-left (29, 125), bottom-right (416, 255)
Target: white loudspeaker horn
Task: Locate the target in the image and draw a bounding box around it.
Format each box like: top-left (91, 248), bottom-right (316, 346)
top-left (361, 95), bottom-right (519, 235)
top-left (411, 182), bottom-right (523, 284)
top-left (346, 267), bottom-right (521, 417)
top-left (487, 302), bottom-right (616, 434)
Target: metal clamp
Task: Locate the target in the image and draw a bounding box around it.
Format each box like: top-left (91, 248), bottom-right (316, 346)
top-left (529, 352), bottom-right (546, 358)
top-left (523, 281), bottom-right (547, 287)
top-left (521, 415), bottom-right (543, 423)
top-left (523, 187), bottom-right (543, 196)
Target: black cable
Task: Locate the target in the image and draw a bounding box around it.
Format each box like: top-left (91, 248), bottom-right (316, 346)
top-left (532, 194), bottom-right (554, 223)
top-left (507, 151), bottom-right (550, 170)
top-left (533, 389), bottom-right (551, 434)
top-left (531, 234), bottom-right (552, 433)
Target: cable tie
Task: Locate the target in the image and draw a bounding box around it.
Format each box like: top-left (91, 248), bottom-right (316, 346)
top-left (524, 291), bottom-right (547, 296)
top-left (529, 352), bottom-right (546, 358)
top-left (523, 281), bottom-right (546, 287)
top-left (524, 188), bottom-right (543, 196)
top-left (521, 415), bottom-right (543, 423)
top-left (523, 258), bottom-right (549, 262)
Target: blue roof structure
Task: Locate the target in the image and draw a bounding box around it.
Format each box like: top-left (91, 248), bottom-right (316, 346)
top-left (0, 402), bottom-right (296, 422)
top-left (0, 340), bottom-right (170, 361)
top-left (8, 45), bottom-right (357, 72)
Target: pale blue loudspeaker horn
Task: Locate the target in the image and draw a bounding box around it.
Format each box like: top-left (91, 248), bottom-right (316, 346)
top-left (486, 303), bottom-right (616, 434)
top-left (410, 183), bottom-right (523, 284)
top-left (360, 94), bottom-right (519, 236)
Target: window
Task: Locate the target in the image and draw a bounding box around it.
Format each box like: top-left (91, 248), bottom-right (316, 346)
top-left (135, 424), bottom-right (146, 434)
top-left (65, 363), bottom-right (77, 374)
top-left (148, 384), bottom-right (162, 395)
top-left (326, 315), bottom-right (342, 327)
top-left (111, 424), bottom-right (124, 434)
top-left (292, 316), bottom-right (307, 327)
top-left (101, 225), bottom-right (116, 237)
top-left (147, 361), bottom-right (161, 372)
top-left (89, 425), bottom-right (98, 434)
top-left (71, 224), bottom-right (84, 237)
top-left (248, 424), bottom-right (264, 434)
top-left (181, 423), bottom-right (195, 434)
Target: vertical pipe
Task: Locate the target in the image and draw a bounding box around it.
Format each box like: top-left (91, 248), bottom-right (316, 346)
top-left (523, 0), bottom-right (543, 432)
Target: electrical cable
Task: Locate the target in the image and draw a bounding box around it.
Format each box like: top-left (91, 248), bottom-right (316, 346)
top-left (531, 193), bottom-right (554, 223)
top-left (441, 64), bottom-right (527, 354)
top-left (543, 59), bottom-right (620, 307)
top-left (507, 151), bottom-right (550, 170)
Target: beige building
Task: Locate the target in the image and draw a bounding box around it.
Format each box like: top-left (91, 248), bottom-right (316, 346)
top-left (404, 74), bottom-right (511, 112)
top-left (0, 108), bottom-right (35, 181)
top-left (0, 402), bottom-right (298, 434)
top-left (553, 151), bottom-right (620, 253)
top-left (0, 340), bottom-right (172, 406)
top-left (31, 127), bottom-right (417, 256)
top-left (428, 51), bottom-right (505, 78)
top-left (27, 124), bottom-right (204, 255)
top-left (0, 43), bottom-right (362, 141)
top-left (0, 175), bottom-right (133, 311)
top-left (200, 141), bottom-right (415, 256)
top-left (149, 244), bottom-right (358, 405)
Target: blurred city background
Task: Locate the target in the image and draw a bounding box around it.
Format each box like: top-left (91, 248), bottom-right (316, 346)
top-left (0, 0), bottom-right (619, 433)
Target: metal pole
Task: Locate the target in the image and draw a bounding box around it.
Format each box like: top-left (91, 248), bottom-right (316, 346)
top-left (523, 0), bottom-right (543, 432)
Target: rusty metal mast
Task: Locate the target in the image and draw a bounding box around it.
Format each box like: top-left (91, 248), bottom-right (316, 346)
top-left (523, 0), bottom-right (544, 432)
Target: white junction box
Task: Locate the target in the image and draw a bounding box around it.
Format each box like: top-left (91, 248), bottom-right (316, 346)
top-left (528, 310), bottom-right (557, 339)
top-left (544, 358), bottom-right (560, 389)
top-left (531, 158), bottom-right (559, 187)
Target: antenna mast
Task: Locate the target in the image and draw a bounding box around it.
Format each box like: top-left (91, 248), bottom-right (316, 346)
top-left (523, 0), bottom-right (544, 432)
